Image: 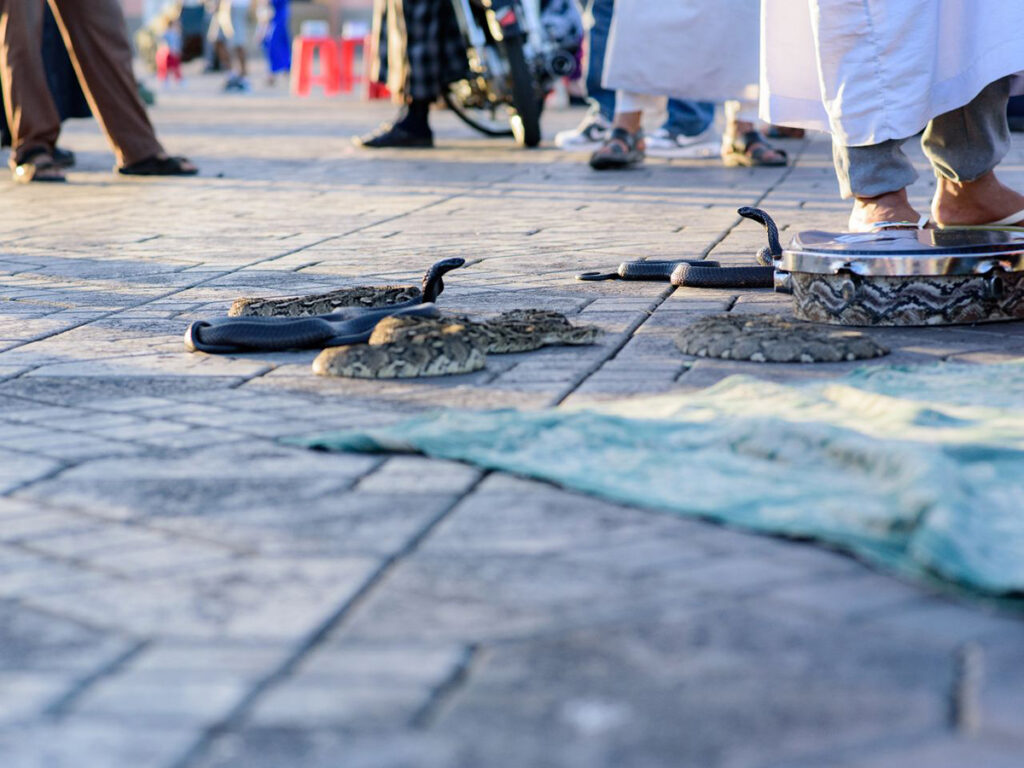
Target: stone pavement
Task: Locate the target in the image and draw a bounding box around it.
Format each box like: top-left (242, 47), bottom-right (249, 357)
top-left (2, 81), bottom-right (1024, 768)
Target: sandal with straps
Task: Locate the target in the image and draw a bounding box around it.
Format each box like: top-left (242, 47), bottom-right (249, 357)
top-left (722, 130), bottom-right (788, 168)
top-left (589, 127), bottom-right (645, 170)
top-left (12, 147), bottom-right (67, 184)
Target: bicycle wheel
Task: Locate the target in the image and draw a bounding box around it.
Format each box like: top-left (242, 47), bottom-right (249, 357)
top-left (443, 87), bottom-right (514, 138)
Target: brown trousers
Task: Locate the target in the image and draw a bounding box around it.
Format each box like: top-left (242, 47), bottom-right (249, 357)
top-left (0, 0), bottom-right (164, 167)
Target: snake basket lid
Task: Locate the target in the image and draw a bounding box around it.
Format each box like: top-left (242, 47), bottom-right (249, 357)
top-left (780, 228), bottom-right (1024, 277)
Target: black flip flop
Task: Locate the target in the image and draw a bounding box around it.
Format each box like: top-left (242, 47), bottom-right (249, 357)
top-left (118, 155), bottom-right (198, 176)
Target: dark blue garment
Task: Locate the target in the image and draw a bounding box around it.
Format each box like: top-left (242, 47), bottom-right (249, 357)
top-left (586, 0), bottom-right (713, 136)
top-left (42, 6), bottom-right (90, 121)
top-left (0, 6), bottom-right (90, 147)
top-left (263, 0), bottom-right (291, 74)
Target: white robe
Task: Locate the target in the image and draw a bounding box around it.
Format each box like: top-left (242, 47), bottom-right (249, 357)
top-left (760, 0), bottom-right (1024, 147)
top-left (602, 0), bottom-right (760, 103)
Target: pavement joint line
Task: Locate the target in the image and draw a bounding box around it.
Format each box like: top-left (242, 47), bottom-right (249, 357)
top-left (0, 210), bottom-right (107, 238)
top-left (548, 298), bottom-right (669, 407)
top-left (43, 639), bottom-right (152, 718)
top-left (0, 461), bottom-right (73, 498)
top-left (753, 727), bottom-right (949, 768)
top-left (0, 281), bottom-right (225, 356)
top-left (226, 364), bottom-right (276, 388)
top-left (0, 232), bottom-right (347, 357)
top-left (409, 643), bottom-right (482, 729)
top-left (329, 170), bottom-right (525, 242)
top-left (168, 472), bottom-right (491, 768)
top-left (7, 505), bottom-right (257, 561)
top-left (951, 642), bottom-right (984, 735)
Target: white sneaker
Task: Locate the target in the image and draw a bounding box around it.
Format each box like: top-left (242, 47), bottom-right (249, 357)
top-left (554, 111), bottom-right (611, 150)
top-left (645, 126), bottom-right (720, 158)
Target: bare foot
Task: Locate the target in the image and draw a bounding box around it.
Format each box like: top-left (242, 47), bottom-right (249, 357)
top-left (932, 171), bottom-right (1024, 227)
top-left (848, 189), bottom-right (923, 232)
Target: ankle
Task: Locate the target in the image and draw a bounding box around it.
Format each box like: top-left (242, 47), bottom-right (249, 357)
top-left (396, 99), bottom-right (432, 135)
top-left (612, 111), bottom-right (642, 134)
top-left (848, 189), bottom-right (921, 230)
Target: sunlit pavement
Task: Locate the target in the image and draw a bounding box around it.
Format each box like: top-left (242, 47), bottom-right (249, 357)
top-left (2, 71), bottom-right (1024, 768)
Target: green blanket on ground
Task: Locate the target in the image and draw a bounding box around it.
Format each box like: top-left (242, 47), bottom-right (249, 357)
top-left (289, 361), bottom-right (1024, 600)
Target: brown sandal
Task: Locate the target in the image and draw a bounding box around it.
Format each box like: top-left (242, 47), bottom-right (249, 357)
top-left (589, 127), bottom-right (645, 170)
top-left (722, 130), bottom-right (788, 168)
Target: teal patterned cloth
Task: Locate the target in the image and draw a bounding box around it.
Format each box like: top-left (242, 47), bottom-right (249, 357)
top-left (290, 361), bottom-right (1024, 599)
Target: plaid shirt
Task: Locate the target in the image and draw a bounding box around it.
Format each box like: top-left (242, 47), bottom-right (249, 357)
top-left (373, 0), bottom-right (467, 102)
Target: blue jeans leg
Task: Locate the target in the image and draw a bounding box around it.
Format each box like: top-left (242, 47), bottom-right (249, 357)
top-left (585, 0), bottom-right (615, 120)
top-left (663, 99), bottom-right (715, 137)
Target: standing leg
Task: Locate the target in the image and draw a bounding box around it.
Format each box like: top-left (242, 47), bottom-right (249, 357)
top-left (645, 98), bottom-right (716, 157)
top-left (230, 7), bottom-right (249, 80)
top-left (663, 100), bottom-right (714, 137)
top-left (47, 0), bottom-right (165, 167)
top-left (583, 0), bottom-right (615, 121)
top-left (554, 0), bottom-right (613, 149)
top-left (926, 77), bottom-right (1024, 226)
top-left (833, 137), bottom-right (921, 231)
top-left (721, 99), bottom-right (787, 167)
top-left (588, 89), bottom-right (658, 170)
top-left (357, 0), bottom-right (448, 147)
top-left (0, 0), bottom-right (62, 168)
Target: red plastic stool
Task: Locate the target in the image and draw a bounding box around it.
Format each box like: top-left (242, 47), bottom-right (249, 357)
top-left (338, 35), bottom-right (365, 93)
top-left (290, 37), bottom-right (341, 96)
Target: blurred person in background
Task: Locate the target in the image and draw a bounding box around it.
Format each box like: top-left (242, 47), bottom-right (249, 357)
top-left (261, 0), bottom-right (290, 86)
top-left (155, 13), bottom-right (185, 87)
top-left (555, 0), bottom-right (718, 161)
top-left (216, 0), bottom-right (253, 91)
top-left (356, 0), bottom-right (466, 148)
top-left (588, 0), bottom-right (786, 171)
top-left (0, 3), bottom-right (87, 168)
top-left (359, 0), bottom-right (581, 148)
top-left (0, 0), bottom-right (198, 182)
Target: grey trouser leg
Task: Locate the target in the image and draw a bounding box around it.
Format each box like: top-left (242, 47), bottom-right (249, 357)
top-left (924, 76), bottom-right (1011, 183)
top-left (832, 76), bottom-right (1013, 199)
top-left (833, 137), bottom-right (917, 199)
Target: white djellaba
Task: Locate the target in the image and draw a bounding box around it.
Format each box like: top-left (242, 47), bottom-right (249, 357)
top-left (601, 0), bottom-right (760, 103)
top-left (758, 0), bottom-right (1024, 146)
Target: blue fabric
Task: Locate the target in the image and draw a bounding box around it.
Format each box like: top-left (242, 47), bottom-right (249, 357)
top-left (263, 0), bottom-right (291, 74)
top-left (585, 0), bottom-right (713, 136)
top-left (290, 361), bottom-right (1024, 603)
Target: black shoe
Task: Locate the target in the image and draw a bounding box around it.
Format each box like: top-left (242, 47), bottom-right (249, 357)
top-left (355, 123), bottom-right (433, 149)
top-left (52, 147), bottom-right (75, 169)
